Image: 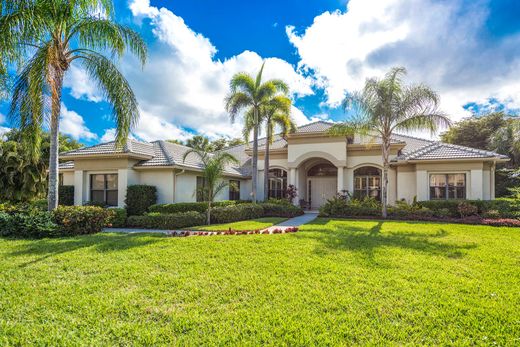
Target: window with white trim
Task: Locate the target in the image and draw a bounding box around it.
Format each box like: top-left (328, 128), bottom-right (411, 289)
top-left (429, 174), bottom-right (466, 200)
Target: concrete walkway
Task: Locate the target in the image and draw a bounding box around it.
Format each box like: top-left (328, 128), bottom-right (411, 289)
top-left (104, 212), bottom-right (319, 234)
top-left (264, 212), bottom-right (319, 231)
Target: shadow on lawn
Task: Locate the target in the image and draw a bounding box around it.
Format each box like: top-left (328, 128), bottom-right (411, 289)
top-left (5, 233), bottom-right (164, 268)
top-left (297, 221), bottom-right (476, 264)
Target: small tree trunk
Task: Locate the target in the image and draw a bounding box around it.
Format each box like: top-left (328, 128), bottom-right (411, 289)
top-left (381, 140), bottom-right (390, 218)
top-left (47, 67), bottom-right (64, 211)
top-left (263, 126), bottom-right (270, 202)
top-left (207, 200), bottom-right (211, 225)
top-left (251, 108), bottom-right (259, 203)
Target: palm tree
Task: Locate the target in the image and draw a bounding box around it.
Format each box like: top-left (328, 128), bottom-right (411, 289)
top-left (225, 62), bottom-right (289, 203)
top-left (329, 67), bottom-right (451, 217)
top-left (183, 149), bottom-right (239, 225)
top-left (1, 0), bottom-right (147, 210)
top-left (244, 97), bottom-right (296, 201)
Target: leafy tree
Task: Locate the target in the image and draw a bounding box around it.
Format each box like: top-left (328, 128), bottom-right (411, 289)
top-left (225, 62), bottom-right (289, 203)
top-left (0, 129), bottom-right (82, 202)
top-left (227, 137), bottom-right (245, 147)
top-left (441, 112), bottom-right (507, 150)
top-left (182, 149), bottom-right (239, 225)
top-left (210, 138), bottom-right (228, 151)
top-left (166, 139), bottom-right (184, 145)
top-left (244, 97), bottom-right (295, 201)
top-left (1, 0), bottom-right (147, 210)
top-left (330, 67), bottom-right (450, 217)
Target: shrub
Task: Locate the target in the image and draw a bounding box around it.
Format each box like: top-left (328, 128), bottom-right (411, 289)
top-left (210, 204), bottom-right (264, 224)
top-left (108, 208), bottom-right (127, 228)
top-left (0, 210), bottom-right (58, 238)
top-left (320, 196), bottom-right (381, 217)
top-left (482, 218), bottom-right (520, 227)
top-left (52, 206), bottom-right (113, 235)
top-left (58, 186), bottom-right (74, 206)
top-left (419, 199), bottom-right (520, 218)
top-left (83, 200), bottom-right (107, 208)
top-left (482, 209), bottom-right (501, 219)
top-left (457, 202), bottom-right (478, 218)
top-left (125, 185), bottom-right (157, 216)
top-left (261, 203), bottom-right (304, 218)
top-left (149, 200), bottom-right (238, 214)
top-left (127, 211), bottom-right (205, 230)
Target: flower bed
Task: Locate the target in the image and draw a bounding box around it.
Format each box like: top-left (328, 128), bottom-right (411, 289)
top-left (168, 227), bottom-right (299, 237)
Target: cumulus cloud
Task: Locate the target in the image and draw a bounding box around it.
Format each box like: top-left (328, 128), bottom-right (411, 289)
top-left (123, 0), bottom-right (314, 139)
top-left (287, 0), bottom-right (520, 120)
top-left (60, 104), bottom-right (97, 140)
top-left (63, 65), bottom-right (104, 102)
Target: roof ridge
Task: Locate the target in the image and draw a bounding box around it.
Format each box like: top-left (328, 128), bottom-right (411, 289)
top-left (157, 140), bottom-right (175, 165)
top-left (392, 132), bottom-right (434, 142)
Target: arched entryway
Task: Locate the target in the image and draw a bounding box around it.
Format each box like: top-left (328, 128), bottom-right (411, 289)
top-left (353, 166), bottom-right (381, 201)
top-left (307, 162), bottom-right (338, 209)
top-left (267, 168), bottom-right (287, 199)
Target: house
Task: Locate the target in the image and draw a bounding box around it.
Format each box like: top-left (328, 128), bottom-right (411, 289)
top-left (59, 121), bottom-right (509, 209)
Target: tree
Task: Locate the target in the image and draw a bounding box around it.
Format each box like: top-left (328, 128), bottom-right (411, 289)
top-left (183, 149), bottom-right (239, 225)
top-left (225, 62), bottom-right (289, 203)
top-left (166, 139), bottom-right (184, 145)
top-left (244, 97), bottom-right (295, 201)
top-left (0, 129), bottom-right (82, 202)
top-left (441, 112), bottom-right (507, 150)
top-left (186, 135), bottom-right (212, 151)
top-left (1, 0), bottom-right (147, 210)
top-left (329, 67), bottom-right (450, 217)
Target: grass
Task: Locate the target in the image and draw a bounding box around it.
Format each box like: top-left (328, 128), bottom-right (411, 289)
top-left (0, 219), bottom-right (519, 345)
top-left (194, 217), bottom-right (286, 231)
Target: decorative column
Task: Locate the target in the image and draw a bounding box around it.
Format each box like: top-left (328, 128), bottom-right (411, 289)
top-left (73, 170), bottom-right (84, 206)
top-left (337, 166), bottom-right (345, 194)
top-left (289, 168), bottom-right (297, 205)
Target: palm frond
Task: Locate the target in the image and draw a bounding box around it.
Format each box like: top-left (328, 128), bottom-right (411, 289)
top-left (255, 61), bottom-right (265, 88)
top-left (78, 50), bottom-right (139, 146)
top-left (229, 72), bottom-right (255, 95)
top-left (225, 92), bottom-right (252, 122)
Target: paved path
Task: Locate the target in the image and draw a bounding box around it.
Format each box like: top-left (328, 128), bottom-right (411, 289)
top-left (104, 212), bottom-right (319, 234)
top-left (264, 212), bottom-right (319, 231)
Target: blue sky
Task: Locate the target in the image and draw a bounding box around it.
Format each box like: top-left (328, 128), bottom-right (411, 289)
top-left (1, 0), bottom-right (520, 144)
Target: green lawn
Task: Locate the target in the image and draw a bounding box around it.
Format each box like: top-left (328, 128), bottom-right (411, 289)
top-left (194, 217), bottom-right (286, 231)
top-left (0, 219), bottom-right (519, 345)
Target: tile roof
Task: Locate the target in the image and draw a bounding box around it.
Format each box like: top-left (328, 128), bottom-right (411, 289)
top-left (394, 142), bottom-right (508, 161)
top-left (60, 139), bottom-right (154, 158)
top-left (58, 121), bottom-right (507, 172)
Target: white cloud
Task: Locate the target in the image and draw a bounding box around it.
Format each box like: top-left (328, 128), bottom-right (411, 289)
top-left (123, 0), bottom-right (313, 140)
top-left (63, 65), bottom-right (104, 102)
top-left (0, 112), bottom-right (5, 124)
top-left (287, 0), bottom-right (520, 121)
top-left (60, 104), bottom-right (97, 140)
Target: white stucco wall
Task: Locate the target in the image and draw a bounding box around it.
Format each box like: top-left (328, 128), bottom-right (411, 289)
top-left (140, 170), bottom-right (174, 204)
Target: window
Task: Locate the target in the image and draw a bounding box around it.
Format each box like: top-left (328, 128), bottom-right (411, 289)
top-left (268, 169), bottom-right (287, 199)
top-left (229, 180), bottom-right (240, 200)
top-left (90, 174), bottom-right (118, 206)
top-left (196, 176), bottom-right (206, 202)
top-left (353, 166), bottom-right (381, 201)
top-left (430, 174), bottom-right (466, 200)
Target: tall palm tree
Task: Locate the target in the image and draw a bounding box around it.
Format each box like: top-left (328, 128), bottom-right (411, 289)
top-left (225, 62), bottom-right (289, 203)
top-left (329, 67), bottom-right (451, 217)
top-left (183, 149), bottom-right (239, 225)
top-left (244, 96), bottom-right (296, 201)
top-left (0, 0), bottom-right (147, 210)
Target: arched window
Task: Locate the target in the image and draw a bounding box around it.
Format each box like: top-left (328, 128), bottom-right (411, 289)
top-left (354, 166), bottom-right (381, 201)
top-left (268, 168), bottom-right (287, 199)
top-left (307, 163), bottom-right (337, 177)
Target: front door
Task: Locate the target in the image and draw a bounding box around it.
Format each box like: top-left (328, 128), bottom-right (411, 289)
top-left (309, 177), bottom-right (337, 209)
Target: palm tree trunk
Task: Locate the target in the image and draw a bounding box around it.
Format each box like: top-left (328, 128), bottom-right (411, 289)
top-left (381, 140), bottom-right (390, 218)
top-left (251, 107), bottom-right (259, 203)
top-left (263, 126), bottom-right (270, 202)
top-left (47, 67), bottom-right (64, 211)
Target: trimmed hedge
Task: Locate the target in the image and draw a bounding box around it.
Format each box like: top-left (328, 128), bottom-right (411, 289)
top-left (52, 206), bottom-right (114, 235)
top-left (320, 196), bottom-right (381, 217)
top-left (127, 211), bottom-right (205, 230)
top-left (125, 185), bottom-right (157, 216)
top-left (261, 203), bottom-right (304, 218)
top-left (149, 200), bottom-right (239, 214)
top-left (0, 211), bottom-right (58, 238)
top-left (58, 185), bottom-right (74, 206)
top-left (210, 204), bottom-right (264, 224)
top-left (418, 199), bottom-right (520, 218)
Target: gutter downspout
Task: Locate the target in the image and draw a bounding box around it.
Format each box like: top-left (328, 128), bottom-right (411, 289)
top-left (173, 168), bottom-right (186, 203)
